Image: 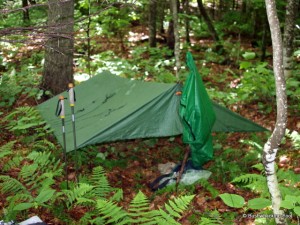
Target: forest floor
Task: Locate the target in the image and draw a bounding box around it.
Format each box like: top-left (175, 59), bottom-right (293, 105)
top-left (1, 27), bottom-right (300, 225)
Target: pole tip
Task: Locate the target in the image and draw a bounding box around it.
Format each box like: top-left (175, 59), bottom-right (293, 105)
top-left (68, 83), bottom-right (74, 88)
top-left (59, 95), bottom-right (65, 100)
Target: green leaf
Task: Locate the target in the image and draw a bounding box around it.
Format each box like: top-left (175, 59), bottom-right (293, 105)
top-left (280, 200), bottom-right (294, 209)
top-left (219, 193), bottom-right (245, 208)
top-left (242, 52), bottom-right (256, 60)
top-left (35, 189), bottom-right (55, 204)
top-left (294, 206), bottom-right (300, 216)
top-left (239, 61), bottom-right (252, 69)
top-left (13, 202), bottom-right (33, 211)
top-left (248, 198), bottom-right (271, 209)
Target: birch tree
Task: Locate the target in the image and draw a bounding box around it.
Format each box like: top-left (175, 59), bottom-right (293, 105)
top-left (283, 0), bottom-right (299, 78)
top-left (263, 0), bottom-right (288, 224)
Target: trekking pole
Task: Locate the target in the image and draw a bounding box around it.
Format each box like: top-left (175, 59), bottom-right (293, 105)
top-left (56, 95), bottom-right (69, 189)
top-left (175, 146), bottom-right (190, 193)
top-left (68, 83), bottom-right (79, 182)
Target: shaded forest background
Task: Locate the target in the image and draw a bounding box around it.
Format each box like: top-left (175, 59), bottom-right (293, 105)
top-left (0, 0), bottom-right (300, 224)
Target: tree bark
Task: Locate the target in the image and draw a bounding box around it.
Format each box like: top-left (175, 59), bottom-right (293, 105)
top-left (41, 0), bottom-right (74, 95)
top-left (263, 1), bottom-right (288, 224)
top-left (149, 0), bottom-right (157, 47)
top-left (157, 0), bottom-right (167, 35)
top-left (283, 0), bottom-right (299, 78)
top-left (182, 0), bottom-right (191, 44)
top-left (171, 0), bottom-right (180, 79)
top-left (22, 0), bottom-right (30, 23)
top-left (197, 0), bottom-right (220, 42)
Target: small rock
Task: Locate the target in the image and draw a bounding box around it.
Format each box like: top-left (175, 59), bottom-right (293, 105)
top-left (158, 162), bottom-right (176, 174)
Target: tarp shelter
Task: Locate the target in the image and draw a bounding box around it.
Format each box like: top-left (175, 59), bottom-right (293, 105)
top-left (37, 55), bottom-right (267, 167)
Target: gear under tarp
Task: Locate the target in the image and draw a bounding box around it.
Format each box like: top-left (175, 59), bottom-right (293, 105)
top-left (37, 71), bottom-right (267, 155)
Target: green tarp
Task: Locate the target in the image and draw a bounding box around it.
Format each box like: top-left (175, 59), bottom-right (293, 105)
top-left (38, 72), bottom-right (183, 152)
top-left (180, 52), bottom-right (216, 168)
top-left (37, 56), bottom-right (267, 166)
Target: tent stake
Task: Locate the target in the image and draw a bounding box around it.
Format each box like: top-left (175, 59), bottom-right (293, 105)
top-left (68, 83), bottom-right (79, 182)
top-left (56, 95), bottom-right (69, 189)
top-left (175, 146), bottom-right (190, 193)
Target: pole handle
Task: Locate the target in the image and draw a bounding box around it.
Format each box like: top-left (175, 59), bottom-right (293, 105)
top-left (68, 83), bottom-right (76, 106)
top-left (59, 95), bottom-right (65, 118)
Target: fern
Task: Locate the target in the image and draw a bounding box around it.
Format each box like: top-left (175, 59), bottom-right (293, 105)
top-left (18, 164), bottom-right (38, 182)
top-left (232, 173), bottom-right (268, 197)
top-left (27, 151), bottom-right (52, 167)
top-left (96, 199), bottom-right (130, 225)
top-left (3, 155), bottom-right (23, 172)
top-left (0, 175), bottom-right (28, 195)
top-left (31, 139), bottom-right (56, 151)
top-left (3, 193), bottom-right (33, 221)
top-left (0, 141), bottom-right (15, 159)
top-left (156, 194), bottom-right (195, 224)
top-left (94, 191), bottom-right (194, 225)
top-left (110, 188), bottom-right (123, 202)
top-left (155, 209), bottom-right (179, 225)
top-left (4, 106), bottom-right (46, 132)
top-left (90, 166), bottom-right (112, 198)
top-left (232, 173), bottom-right (265, 184)
top-left (62, 183), bottom-right (95, 208)
top-left (128, 191), bottom-right (155, 224)
top-left (80, 210), bottom-right (104, 225)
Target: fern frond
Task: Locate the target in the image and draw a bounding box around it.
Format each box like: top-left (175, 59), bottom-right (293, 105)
top-left (27, 151), bottom-right (52, 168)
top-left (32, 139), bottom-right (56, 151)
top-left (19, 164), bottom-right (38, 181)
top-left (0, 175), bottom-right (28, 195)
top-left (110, 188), bottom-right (123, 202)
top-left (80, 210), bottom-right (102, 225)
top-left (232, 173), bottom-right (265, 184)
top-left (3, 155), bottom-right (23, 172)
top-left (7, 193), bottom-right (33, 205)
top-left (96, 199), bottom-right (130, 225)
top-left (0, 141), bottom-right (15, 159)
top-left (251, 163), bottom-right (265, 171)
top-left (63, 183), bottom-right (94, 208)
top-left (155, 208), bottom-right (179, 225)
top-left (232, 173), bottom-right (268, 196)
top-left (90, 166), bottom-right (111, 198)
top-left (29, 176), bottom-right (55, 190)
top-left (165, 195), bottom-right (194, 217)
top-left (198, 217), bottom-right (221, 225)
top-left (75, 197), bottom-right (96, 206)
top-left (128, 191), bottom-right (154, 224)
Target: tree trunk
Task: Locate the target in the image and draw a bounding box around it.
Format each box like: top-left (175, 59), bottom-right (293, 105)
top-left (149, 0), bottom-right (157, 47)
top-left (197, 0), bottom-right (220, 42)
top-left (283, 0), bottom-right (299, 78)
top-left (22, 0), bottom-right (30, 23)
top-left (157, 0), bottom-right (167, 35)
top-left (183, 0), bottom-right (191, 44)
top-left (263, 1), bottom-right (288, 224)
top-left (41, 0), bottom-right (74, 95)
top-left (171, 0), bottom-right (181, 78)
top-left (167, 20), bottom-right (175, 51)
